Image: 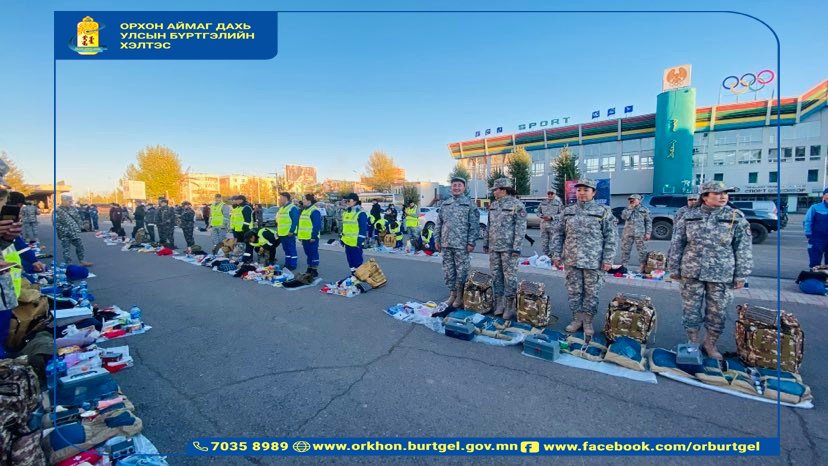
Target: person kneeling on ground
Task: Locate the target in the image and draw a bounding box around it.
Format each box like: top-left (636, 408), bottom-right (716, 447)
top-left (243, 227), bottom-right (280, 266)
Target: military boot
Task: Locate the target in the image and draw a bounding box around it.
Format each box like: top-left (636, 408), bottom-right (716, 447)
top-left (686, 328), bottom-right (700, 344)
top-left (582, 313), bottom-right (595, 340)
top-left (702, 330), bottom-right (723, 360)
top-left (308, 267), bottom-right (319, 278)
top-left (444, 290), bottom-right (457, 306)
top-left (565, 312), bottom-right (584, 333)
top-left (502, 296), bottom-right (516, 320)
top-left (494, 296), bottom-right (505, 316)
top-left (451, 286), bottom-right (465, 309)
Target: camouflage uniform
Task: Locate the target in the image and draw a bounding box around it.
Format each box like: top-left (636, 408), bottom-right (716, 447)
top-left (180, 206), bottom-right (196, 247)
top-left (668, 182), bottom-right (753, 337)
top-left (538, 195), bottom-right (563, 257)
top-left (22, 204), bottom-right (39, 242)
top-left (674, 204), bottom-right (693, 225)
top-left (484, 180), bottom-right (527, 301)
top-left (551, 183), bottom-right (617, 318)
top-left (54, 205), bottom-right (86, 263)
top-left (157, 204), bottom-right (176, 248)
top-left (434, 191), bottom-right (479, 295)
top-left (619, 200), bottom-right (652, 268)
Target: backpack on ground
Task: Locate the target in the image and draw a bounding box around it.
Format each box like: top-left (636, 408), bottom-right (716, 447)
top-left (0, 357), bottom-right (46, 465)
top-left (516, 281), bottom-right (554, 327)
top-left (644, 251), bottom-right (666, 274)
top-left (354, 259), bottom-right (387, 288)
top-left (735, 304), bottom-right (804, 373)
top-left (463, 271), bottom-right (494, 314)
top-left (603, 293), bottom-right (657, 344)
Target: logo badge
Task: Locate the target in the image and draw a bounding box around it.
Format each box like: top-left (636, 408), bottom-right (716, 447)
top-left (69, 16), bottom-right (107, 55)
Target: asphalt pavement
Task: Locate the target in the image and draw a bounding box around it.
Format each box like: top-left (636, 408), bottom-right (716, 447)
top-left (33, 221), bottom-right (825, 465)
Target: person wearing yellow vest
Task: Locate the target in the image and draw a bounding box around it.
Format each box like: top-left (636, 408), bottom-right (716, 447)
top-left (404, 202), bottom-right (420, 242)
top-left (417, 223), bottom-right (436, 254)
top-left (373, 216), bottom-right (389, 244)
top-left (230, 195), bottom-right (254, 242)
top-left (277, 193), bottom-right (300, 270)
top-left (341, 193), bottom-right (368, 272)
top-left (243, 227), bottom-right (280, 266)
top-left (299, 194), bottom-right (323, 278)
top-left (209, 194), bottom-right (230, 247)
top-left (389, 219), bottom-right (404, 248)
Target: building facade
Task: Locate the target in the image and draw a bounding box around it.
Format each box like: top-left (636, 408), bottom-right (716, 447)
top-left (449, 79), bottom-right (828, 211)
top-left (284, 164), bottom-right (318, 186)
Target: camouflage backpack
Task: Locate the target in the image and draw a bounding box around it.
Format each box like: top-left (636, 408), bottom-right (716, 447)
top-left (603, 293), bottom-right (657, 343)
top-left (644, 251), bottom-right (666, 274)
top-left (516, 281), bottom-right (554, 328)
top-left (134, 228), bottom-right (148, 244)
top-left (735, 304), bottom-right (804, 373)
top-left (463, 271), bottom-right (494, 314)
top-left (0, 357), bottom-right (46, 465)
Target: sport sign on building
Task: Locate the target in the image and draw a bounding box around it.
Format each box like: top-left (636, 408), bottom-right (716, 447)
top-left (122, 180), bottom-right (146, 200)
top-left (662, 64), bottom-right (692, 91)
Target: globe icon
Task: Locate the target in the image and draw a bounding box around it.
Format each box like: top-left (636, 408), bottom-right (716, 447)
top-left (293, 440), bottom-right (311, 453)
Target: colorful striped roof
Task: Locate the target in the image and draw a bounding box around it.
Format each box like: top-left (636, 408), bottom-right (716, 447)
top-left (449, 79), bottom-right (827, 159)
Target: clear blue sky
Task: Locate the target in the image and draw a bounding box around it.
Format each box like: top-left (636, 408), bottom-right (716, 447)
top-left (1, 0), bottom-right (826, 194)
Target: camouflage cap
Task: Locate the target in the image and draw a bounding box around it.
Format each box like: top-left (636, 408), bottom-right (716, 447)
top-left (490, 177), bottom-right (513, 190)
top-left (450, 176), bottom-right (467, 185)
top-left (688, 193), bottom-right (699, 200)
top-left (628, 194), bottom-right (642, 200)
top-left (574, 178), bottom-right (596, 190)
top-left (700, 180), bottom-right (735, 195)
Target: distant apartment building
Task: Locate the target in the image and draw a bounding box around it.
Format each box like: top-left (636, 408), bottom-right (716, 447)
top-left (284, 164), bottom-right (318, 186)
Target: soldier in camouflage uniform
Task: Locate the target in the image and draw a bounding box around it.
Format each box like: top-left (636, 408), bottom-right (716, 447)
top-left (157, 198), bottom-right (177, 248)
top-left (434, 176), bottom-right (480, 308)
top-left (619, 194), bottom-right (652, 271)
top-left (538, 189), bottom-right (563, 257)
top-left (668, 180), bottom-right (753, 360)
top-left (54, 194), bottom-right (93, 266)
top-left (483, 178), bottom-right (527, 319)
top-left (551, 179), bottom-right (617, 339)
top-left (22, 201), bottom-right (39, 243)
top-left (674, 194), bottom-right (698, 224)
top-left (179, 201), bottom-right (196, 249)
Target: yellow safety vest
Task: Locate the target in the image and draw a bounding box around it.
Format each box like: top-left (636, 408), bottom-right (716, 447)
top-left (421, 229), bottom-right (433, 245)
top-left (393, 223), bottom-right (403, 241)
top-left (230, 205), bottom-right (252, 232)
top-left (277, 204), bottom-right (298, 237)
top-left (1, 244), bottom-right (21, 298)
top-left (373, 218), bottom-right (388, 233)
top-left (297, 206), bottom-right (317, 240)
top-left (405, 207), bottom-right (419, 227)
top-left (341, 207), bottom-right (365, 247)
top-left (210, 202), bottom-right (225, 227)
top-left (251, 228), bottom-right (278, 247)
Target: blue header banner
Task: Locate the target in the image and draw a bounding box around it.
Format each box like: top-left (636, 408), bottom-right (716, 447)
top-left (54, 11), bottom-right (278, 60)
top-left (596, 178), bottom-right (611, 205)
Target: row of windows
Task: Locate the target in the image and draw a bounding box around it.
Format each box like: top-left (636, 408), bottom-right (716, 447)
top-left (702, 122), bottom-right (822, 147)
top-left (693, 145), bottom-right (822, 166)
top-left (699, 169), bottom-right (821, 185)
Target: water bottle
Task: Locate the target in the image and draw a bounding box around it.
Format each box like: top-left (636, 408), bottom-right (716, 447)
top-left (130, 305), bottom-right (142, 321)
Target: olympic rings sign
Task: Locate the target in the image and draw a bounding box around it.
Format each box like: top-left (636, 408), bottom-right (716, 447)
top-left (722, 70), bottom-right (775, 94)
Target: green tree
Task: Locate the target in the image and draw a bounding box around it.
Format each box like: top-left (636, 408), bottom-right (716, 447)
top-left (363, 150), bottom-right (402, 192)
top-left (551, 145), bottom-right (581, 203)
top-left (448, 162), bottom-right (471, 184)
top-left (507, 147), bottom-right (531, 196)
top-left (124, 145), bottom-right (184, 201)
top-left (0, 151), bottom-right (26, 194)
top-left (401, 184), bottom-right (419, 206)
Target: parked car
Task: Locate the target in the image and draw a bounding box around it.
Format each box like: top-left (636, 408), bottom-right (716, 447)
top-left (731, 200), bottom-right (788, 228)
top-left (641, 194), bottom-right (777, 244)
top-left (418, 207), bottom-right (439, 230)
top-left (524, 204), bottom-right (541, 229)
top-left (261, 206), bottom-right (279, 226)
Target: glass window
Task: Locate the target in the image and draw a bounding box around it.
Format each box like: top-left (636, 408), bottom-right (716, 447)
top-left (782, 147), bottom-right (792, 162)
top-left (583, 144), bottom-right (600, 157)
top-left (811, 145), bottom-right (822, 160)
top-left (737, 128), bottom-right (763, 144)
top-left (808, 169), bottom-right (819, 183)
top-left (601, 141), bottom-right (618, 155)
top-left (798, 121), bottom-right (821, 139)
top-left (713, 173), bottom-right (724, 181)
top-left (695, 174), bottom-right (704, 185)
top-left (737, 149), bottom-right (761, 164)
top-left (692, 152), bottom-right (706, 167)
top-left (650, 196), bottom-right (671, 207)
top-left (714, 132), bottom-right (737, 146)
top-left (768, 148), bottom-right (778, 163)
top-left (712, 151), bottom-right (735, 166)
top-left (621, 154), bottom-right (639, 170)
top-left (622, 139), bottom-right (640, 152)
top-left (693, 133), bottom-right (709, 146)
top-left (769, 171), bottom-right (778, 183)
top-left (531, 162), bottom-right (545, 176)
top-left (585, 158), bottom-right (600, 173)
top-left (640, 137), bottom-right (655, 150)
top-left (600, 156), bottom-right (616, 171)
top-left (795, 146), bottom-right (806, 162)
top-left (640, 150), bottom-right (654, 169)
top-left (781, 126), bottom-right (796, 141)
top-left (748, 172), bottom-right (758, 184)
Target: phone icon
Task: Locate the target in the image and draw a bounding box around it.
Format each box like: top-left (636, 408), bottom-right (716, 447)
top-left (520, 441), bottom-right (539, 453)
top-left (192, 441), bottom-right (209, 452)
